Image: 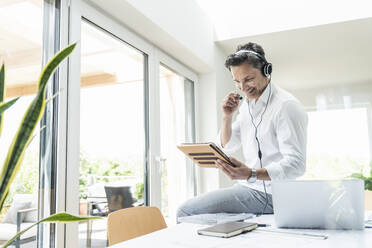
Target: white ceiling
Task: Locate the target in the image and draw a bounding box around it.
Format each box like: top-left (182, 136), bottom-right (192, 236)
top-left (196, 0), bottom-right (372, 40)
top-left (86, 0), bottom-right (372, 91)
top-left (217, 17), bottom-right (372, 90)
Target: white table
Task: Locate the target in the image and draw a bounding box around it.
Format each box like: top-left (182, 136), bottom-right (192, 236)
top-left (110, 215), bottom-right (372, 248)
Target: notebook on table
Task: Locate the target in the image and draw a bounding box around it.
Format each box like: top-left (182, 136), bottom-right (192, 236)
top-left (177, 142), bottom-right (235, 168)
top-left (197, 221), bottom-right (258, 238)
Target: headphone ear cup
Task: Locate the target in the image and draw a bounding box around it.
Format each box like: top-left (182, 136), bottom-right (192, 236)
top-left (263, 63), bottom-right (272, 77)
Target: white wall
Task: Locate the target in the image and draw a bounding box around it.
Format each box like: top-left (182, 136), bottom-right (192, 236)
top-left (195, 72), bottom-right (219, 194)
top-left (288, 81), bottom-right (372, 110)
top-left (124, 0), bottom-right (216, 71)
top-left (89, 0), bottom-right (215, 74)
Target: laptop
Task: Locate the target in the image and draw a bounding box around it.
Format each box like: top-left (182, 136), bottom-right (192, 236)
top-left (272, 179), bottom-right (364, 230)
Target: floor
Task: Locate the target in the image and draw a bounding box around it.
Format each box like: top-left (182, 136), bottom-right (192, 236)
top-left (79, 218), bottom-right (108, 248)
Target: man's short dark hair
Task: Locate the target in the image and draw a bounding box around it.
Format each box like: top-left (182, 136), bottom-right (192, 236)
top-left (225, 42), bottom-right (267, 71)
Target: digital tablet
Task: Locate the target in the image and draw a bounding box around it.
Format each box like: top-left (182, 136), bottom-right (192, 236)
top-left (177, 142), bottom-right (236, 168)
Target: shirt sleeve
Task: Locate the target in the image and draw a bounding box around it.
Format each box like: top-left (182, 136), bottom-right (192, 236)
top-left (216, 114), bottom-right (242, 155)
top-left (265, 100), bottom-right (308, 180)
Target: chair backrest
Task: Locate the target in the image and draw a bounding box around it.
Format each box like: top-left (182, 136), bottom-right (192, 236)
top-left (104, 186), bottom-right (134, 213)
top-left (107, 206), bottom-right (167, 246)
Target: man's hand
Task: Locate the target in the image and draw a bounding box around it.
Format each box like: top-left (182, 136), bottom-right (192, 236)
top-left (222, 92), bottom-right (241, 118)
top-left (215, 157), bottom-right (251, 180)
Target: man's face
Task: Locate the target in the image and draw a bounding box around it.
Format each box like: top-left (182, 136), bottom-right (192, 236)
top-left (231, 62), bottom-right (269, 100)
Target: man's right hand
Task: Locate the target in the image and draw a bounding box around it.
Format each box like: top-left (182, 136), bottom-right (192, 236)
top-left (222, 92), bottom-right (241, 117)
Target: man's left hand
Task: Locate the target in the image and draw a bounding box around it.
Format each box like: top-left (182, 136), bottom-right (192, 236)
top-left (216, 157), bottom-right (251, 180)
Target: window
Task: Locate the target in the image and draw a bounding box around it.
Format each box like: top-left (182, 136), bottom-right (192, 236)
top-left (303, 107), bottom-right (371, 179)
top-left (290, 86), bottom-right (372, 181)
top-left (78, 20), bottom-right (146, 247)
top-left (0, 0), bottom-right (42, 236)
top-left (159, 65), bottom-right (195, 223)
top-left (65, 2), bottom-right (198, 245)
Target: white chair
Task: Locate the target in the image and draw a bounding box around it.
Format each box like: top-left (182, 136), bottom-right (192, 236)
top-left (0, 194), bottom-right (37, 248)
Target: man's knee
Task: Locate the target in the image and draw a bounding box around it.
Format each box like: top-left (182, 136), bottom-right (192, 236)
top-left (176, 201), bottom-right (192, 218)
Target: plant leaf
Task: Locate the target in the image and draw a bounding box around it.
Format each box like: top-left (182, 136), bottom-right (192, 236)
top-left (0, 191), bottom-right (8, 213)
top-left (365, 178), bottom-right (372, 191)
top-left (0, 98), bottom-right (19, 139)
top-left (41, 212), bottom-right (101, 223)
top-left (0, 64), bottom-right (5, 136)
top-left (0, 98), bottom-right (19, 115)
top-left (38, 44), bottom-right (76, 91)
top-left (0, 43), bottom-right (76, 209)
top-left (0, 64), bottom-right (4, 99)
top-left (2, 212), bottom-right (100, 248)
top-left (349, 173), bottom-right (365, 179)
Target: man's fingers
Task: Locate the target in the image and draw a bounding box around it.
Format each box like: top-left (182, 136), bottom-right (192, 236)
top-left (225, 100), bottom-right (235, 106)
top-left (229, 157), bottom-right (242, 167)
top-left (216, 160), bottom-right (250, 180)
top-left (217, 159), bottom-right (237, 174)
top-left (227, 92), bottom-right (238, 98)
top-left (217, 158), bottom-right (251, 180)
top-left (216, 161), bottom-right (233, 178)
top-left (221, 166), bottom-right (233, 179)
top-left (227, 99), bottom-right (237, 105)
top-left (222, 92), bottom-right (241, 115)
top-left (225, 102), bottom-right (237, 108)
top-left (223, 98), bottom-right (237, 107)
top-left (225, 92), bottom-right (240, 103)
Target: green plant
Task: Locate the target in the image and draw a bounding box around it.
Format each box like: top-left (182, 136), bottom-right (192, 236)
top-left (0, 43), bottom-right (99, 248)
top-left (350, 161), bottom-right (372, 191)
top-left (134, 182), bottom-right (144, 200)
top-left (79, 151), bottom-right (136, 199)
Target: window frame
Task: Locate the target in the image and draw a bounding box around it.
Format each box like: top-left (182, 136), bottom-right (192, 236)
top-left (57, 1), bottom-right (198, 246)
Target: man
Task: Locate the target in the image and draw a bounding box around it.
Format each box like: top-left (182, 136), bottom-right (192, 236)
top-left (177, 42), bottom-right (308, 218)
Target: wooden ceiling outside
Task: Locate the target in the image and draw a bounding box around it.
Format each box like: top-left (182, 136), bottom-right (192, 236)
top-left (1, 0), bottom-right (175, 100)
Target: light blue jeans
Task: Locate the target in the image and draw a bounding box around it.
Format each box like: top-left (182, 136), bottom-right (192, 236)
top-left (177, 183), bottom-right (273, 219)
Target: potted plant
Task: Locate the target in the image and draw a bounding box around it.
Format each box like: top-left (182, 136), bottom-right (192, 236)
top-left (350, 162), bottom-right (372, 210)
top-left (0, 43), bottom-right (99, 247)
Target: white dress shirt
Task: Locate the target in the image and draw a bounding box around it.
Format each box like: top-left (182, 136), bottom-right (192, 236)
top-left (216, 83), bottom-right (308, 194)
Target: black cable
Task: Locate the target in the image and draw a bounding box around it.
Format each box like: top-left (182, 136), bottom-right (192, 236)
top-left (247, 81), bottom-right (272, 216)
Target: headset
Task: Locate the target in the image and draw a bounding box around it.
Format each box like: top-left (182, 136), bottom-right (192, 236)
top-left (234, 49), bottom-right (272, 78)
top-left (234, 49), bottom-right (272, 216)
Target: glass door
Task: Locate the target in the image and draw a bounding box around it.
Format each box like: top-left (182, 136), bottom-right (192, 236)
top-left (159, 64), bottom-right (196, 224)
top-left (66, 2), bottom-right (198, 245)
top-left (78, 20), bottom-right (147, 247)
top-left (0, 0), bottom-right (43, 247)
